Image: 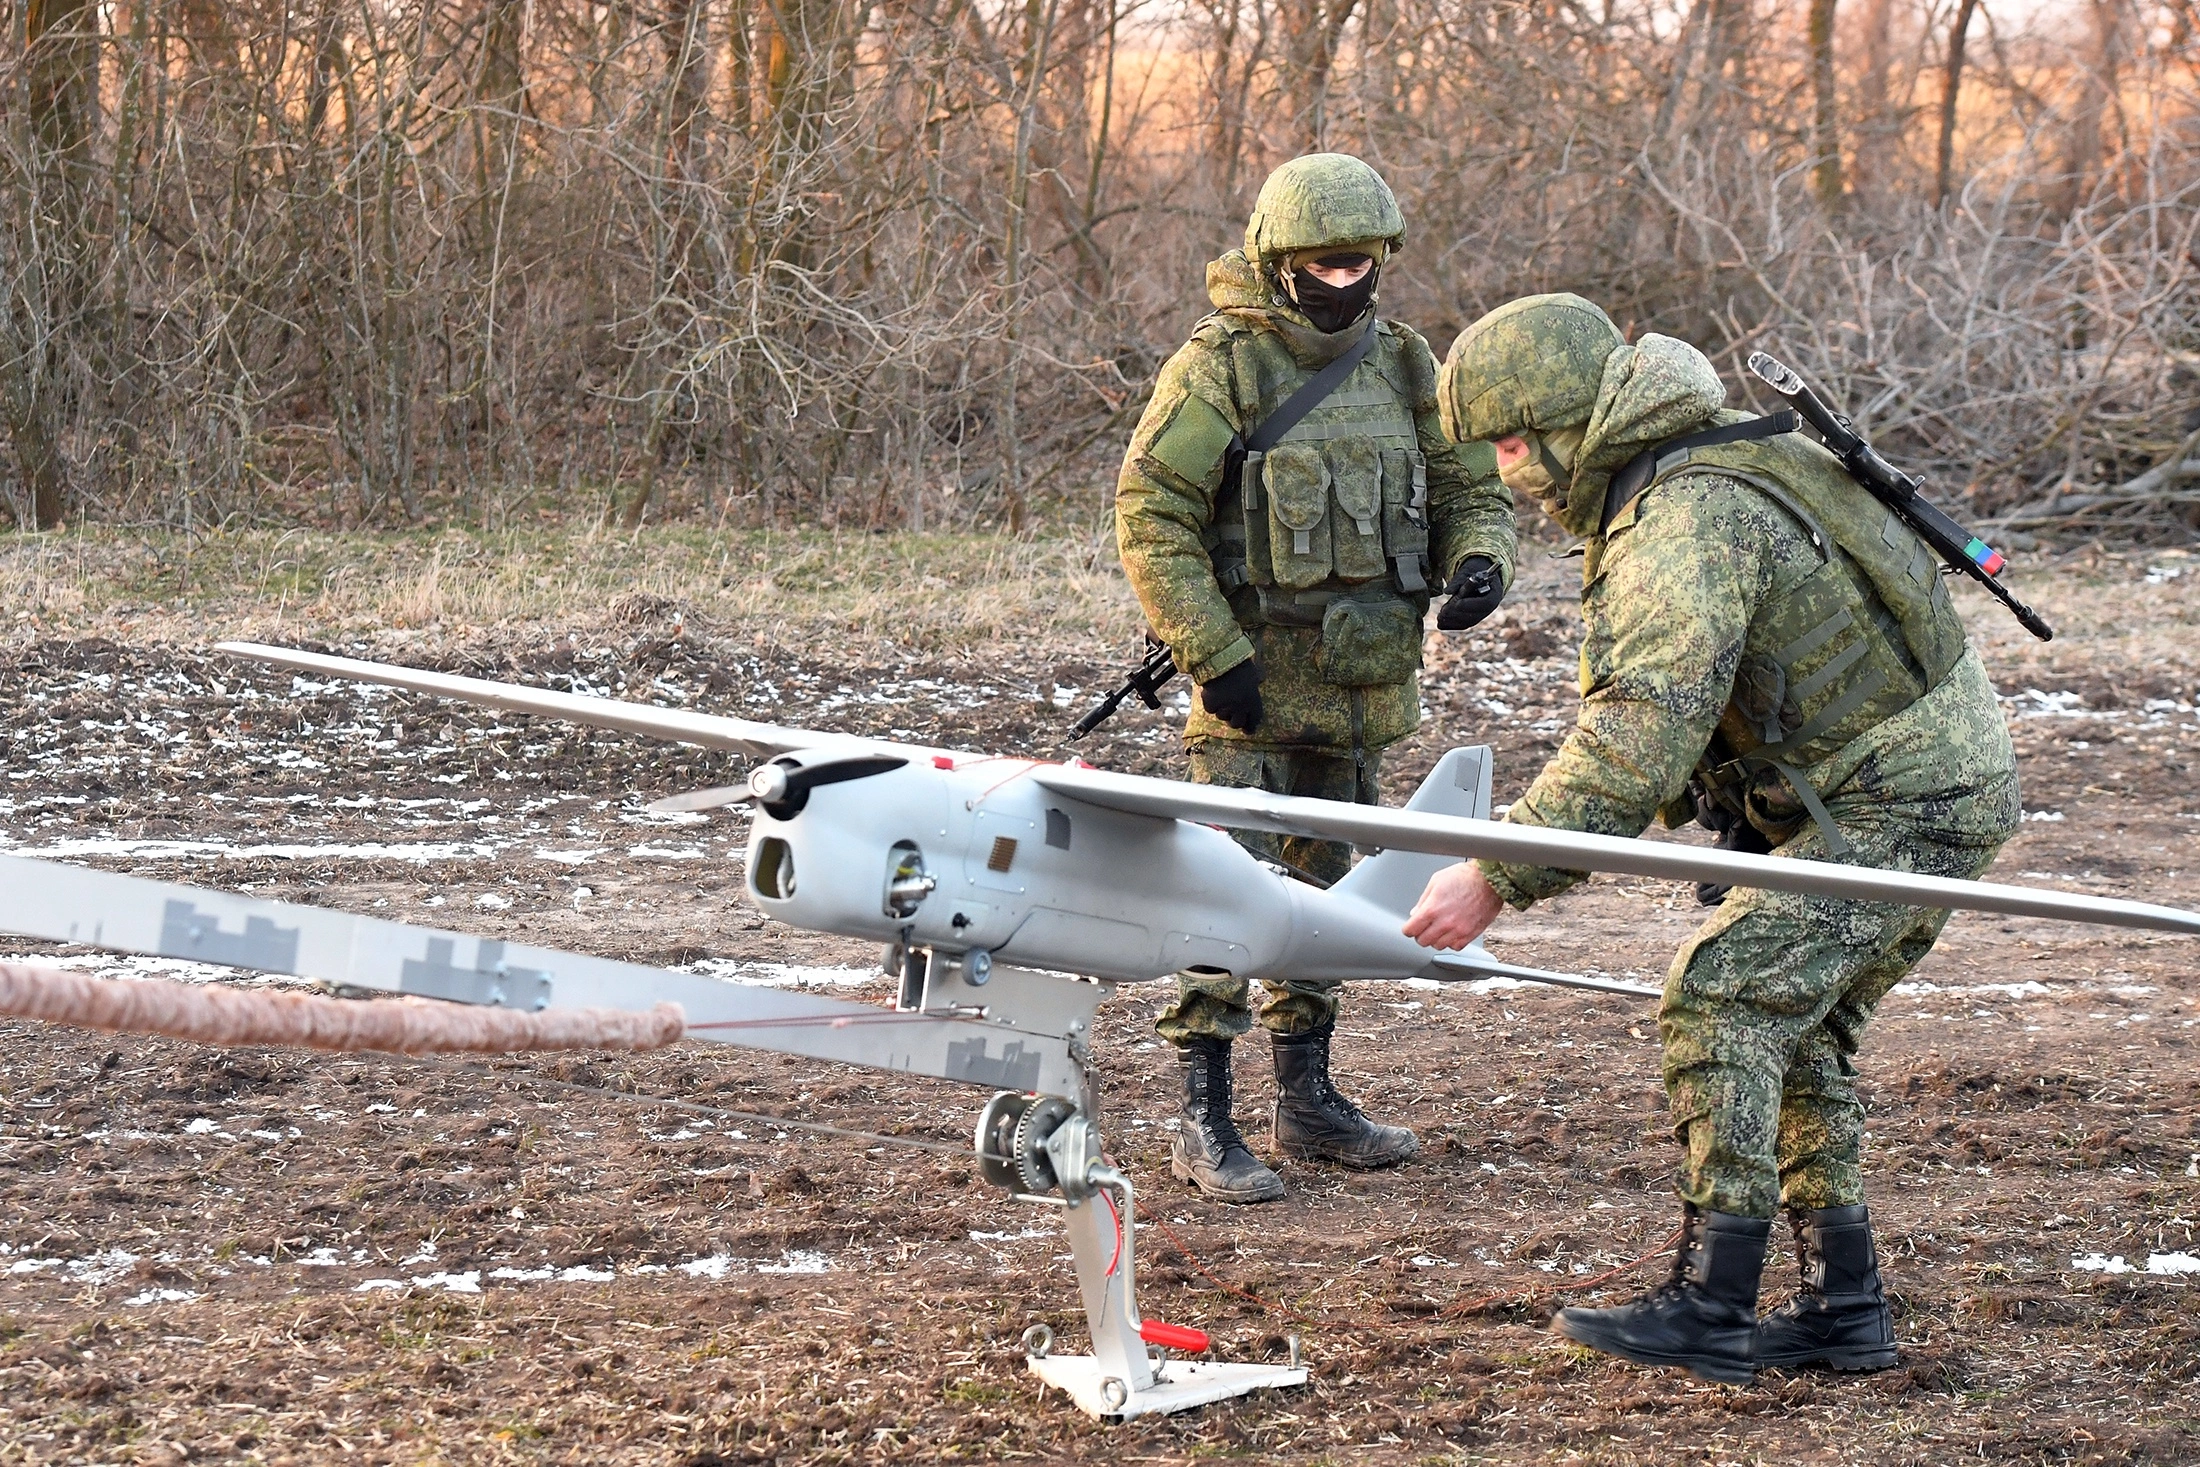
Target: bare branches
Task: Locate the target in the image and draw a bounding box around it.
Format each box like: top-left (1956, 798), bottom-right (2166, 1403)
top-left (0, 0), bottom-right (2194, 537)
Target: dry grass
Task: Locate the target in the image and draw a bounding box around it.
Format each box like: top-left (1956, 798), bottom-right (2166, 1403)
top-left (0, 523), bottom-right (1146, 658)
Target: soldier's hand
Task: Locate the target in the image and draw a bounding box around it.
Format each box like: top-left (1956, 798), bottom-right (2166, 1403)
top-left (1435, 556), bottom-right (1505, 632)
top-left (1403, 861), bottom-right (1505, 949)
top-left (1198, 660), bottom-right (1264, 733)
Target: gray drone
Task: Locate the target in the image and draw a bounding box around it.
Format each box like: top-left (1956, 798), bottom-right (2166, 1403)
top-left (2, 641), bottom-right (2193, 1421)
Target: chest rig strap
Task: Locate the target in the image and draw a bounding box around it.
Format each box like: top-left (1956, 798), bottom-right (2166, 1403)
top-left (1601, 411), bottom-right (1802, 534)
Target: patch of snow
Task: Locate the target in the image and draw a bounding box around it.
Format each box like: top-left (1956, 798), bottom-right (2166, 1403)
top-left (756, 1250), bottom-right (832, 1275)
top-left (122, 1288), bottom-right (200, 1307)
top-left (679, 958), bottom-right (874, 989)
top-left (628, 843), bottom-right (710, 861)
top-left (0, 836), bottom-right (506, 862)
top-left (678, 1254), bottom-right (734, 1280)
top-left (69, 1250), bottom-right (141, 1285)
top-left (2072, 1252), bottom-right (2200, 1276)
top-left (411, 1271), bottom-right (481, 1294)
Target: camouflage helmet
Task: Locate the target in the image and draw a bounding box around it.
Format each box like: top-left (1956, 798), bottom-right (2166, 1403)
top-left (1438, 293), bottom-right (1626, 445)
top-left (1244, 154), bottom-right (1407, 268)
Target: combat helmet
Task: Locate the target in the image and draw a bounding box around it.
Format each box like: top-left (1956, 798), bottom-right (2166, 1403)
top-left (1438, 293), bottom-right (1625, 446)
top-left (1244, 154), bottom-right (1407, 271)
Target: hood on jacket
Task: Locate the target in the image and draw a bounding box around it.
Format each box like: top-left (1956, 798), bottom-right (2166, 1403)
top-left (1206, 249), bottom-right (1376, 366)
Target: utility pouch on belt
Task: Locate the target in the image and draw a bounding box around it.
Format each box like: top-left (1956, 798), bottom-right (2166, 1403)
top-left (1315, 597), bottom-right (1422, 686)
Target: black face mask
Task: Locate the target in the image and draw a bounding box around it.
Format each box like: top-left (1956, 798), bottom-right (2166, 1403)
top-left (1286, 255), bottom-right (1379, 334)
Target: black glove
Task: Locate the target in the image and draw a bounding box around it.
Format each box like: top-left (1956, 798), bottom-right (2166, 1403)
top-left (1198, 660), bottom-right (1264, 733)
top-left (1435, 556), bottom-right (1505, 632)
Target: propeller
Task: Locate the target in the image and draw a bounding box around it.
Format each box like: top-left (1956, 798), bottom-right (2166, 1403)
top-left (645, 785), bottom-right (755, 815)
top-left (648, 753), bottom-right (910, 820)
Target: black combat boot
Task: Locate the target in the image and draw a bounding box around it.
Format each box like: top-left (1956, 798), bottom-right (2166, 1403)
top-left (1552, 1204), bottom-right (1771, 1385)
top-left (1754, 1203), bottom-right (1898, 1372)
top-left (1170, 1037), bottom-right (1285, 1204)
top-left (1271, 1022), bottom-right (1419, 1168)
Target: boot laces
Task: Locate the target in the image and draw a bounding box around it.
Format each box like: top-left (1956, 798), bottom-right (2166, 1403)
top-left (1188, 1052), bottom-right (1252, 1153)
top-left (1300, 1034), bottom-right (1367, 1120)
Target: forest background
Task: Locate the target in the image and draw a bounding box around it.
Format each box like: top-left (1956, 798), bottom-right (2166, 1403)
top-left (3, 0), bottom-right (2199, 544)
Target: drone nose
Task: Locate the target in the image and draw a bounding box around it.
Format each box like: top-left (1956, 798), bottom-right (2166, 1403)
top-left (749, 763), bottom-right (791, 804)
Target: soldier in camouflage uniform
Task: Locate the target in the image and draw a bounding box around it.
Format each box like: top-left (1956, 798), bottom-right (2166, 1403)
top-left (1115, 154), bottom-right (1518, 1204)
top-left (1403, 294), bottom-right (2020, 1382)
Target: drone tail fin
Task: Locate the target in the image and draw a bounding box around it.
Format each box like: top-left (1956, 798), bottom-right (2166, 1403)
top-left (1327, 745), bottom-right (1493, 920)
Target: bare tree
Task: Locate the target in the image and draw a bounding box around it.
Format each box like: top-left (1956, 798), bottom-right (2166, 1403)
top-left (0, 0), bottom-right (2193, 539)
top-left (1936, 0), bottom-right (1980, 206)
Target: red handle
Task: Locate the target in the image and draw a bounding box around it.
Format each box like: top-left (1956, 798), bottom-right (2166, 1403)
top-left (1138, 1320), bottom-right (1210, 1353)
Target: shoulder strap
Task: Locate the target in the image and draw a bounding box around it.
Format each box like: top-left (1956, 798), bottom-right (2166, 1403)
top-left (1240, 319), bottom-right (1380, 455)
top-left (1600, 410), bottom-right (1802, 533)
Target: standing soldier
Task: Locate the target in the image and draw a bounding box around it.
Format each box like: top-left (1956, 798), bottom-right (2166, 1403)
top-left (1115, 154), bottom-right (1518, 1204)
top-left (1405, 294), bottom-right (2021, 1381)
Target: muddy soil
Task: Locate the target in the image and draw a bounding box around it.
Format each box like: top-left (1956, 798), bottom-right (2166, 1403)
top-left (0, 552), bottom-right (2196, 1465)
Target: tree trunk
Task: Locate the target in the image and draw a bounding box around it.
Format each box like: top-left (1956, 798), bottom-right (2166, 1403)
top-left (1807, 0), bottom-right (1842, 211)
top-left (1276, 0), bottom-right (1360, 150)
top-left (13, 0), bottom-right (98, 528)
top-left (624, 0), bottom-right (717, 529)
top-left (1847, 0), bottom-right (1894, 198)
top-left (1935, 0), bottom-right (1978, 208)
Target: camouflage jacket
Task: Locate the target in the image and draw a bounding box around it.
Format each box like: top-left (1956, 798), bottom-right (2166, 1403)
top-left (1477, 470), bottom-right (2020, 908)
top-left (1115, 250), bottom-right (1516, 751)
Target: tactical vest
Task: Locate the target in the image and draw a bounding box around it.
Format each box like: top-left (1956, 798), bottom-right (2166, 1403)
top-left (1204, 320), bottom-right (1435, 688)
top-left (1606, 421), bottom-right (1969, 851)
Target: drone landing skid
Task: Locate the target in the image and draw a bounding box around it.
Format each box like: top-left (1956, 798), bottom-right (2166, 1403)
top-left (978, 1090), bottom-right (1309, 1420)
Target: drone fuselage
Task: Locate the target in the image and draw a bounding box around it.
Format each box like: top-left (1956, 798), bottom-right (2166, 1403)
top-left (742, 757), bottom-right (1438, 986)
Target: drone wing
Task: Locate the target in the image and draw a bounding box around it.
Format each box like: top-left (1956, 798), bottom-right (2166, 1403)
top-left (1030, 765), bottom-right (2200, 937)
top-left (217, 641), bottom-right (904, 762)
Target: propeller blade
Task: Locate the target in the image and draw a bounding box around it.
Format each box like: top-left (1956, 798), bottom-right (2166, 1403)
top-left (645, 785), bottom-right (755, 815)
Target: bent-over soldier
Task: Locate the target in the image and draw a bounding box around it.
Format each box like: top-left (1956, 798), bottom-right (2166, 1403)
top-left (1405, 294), bottom-right (2020, 1382)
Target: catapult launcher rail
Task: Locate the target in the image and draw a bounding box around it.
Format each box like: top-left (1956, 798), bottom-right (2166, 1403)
top-left (0, 642), bottom-right (2191, 1420)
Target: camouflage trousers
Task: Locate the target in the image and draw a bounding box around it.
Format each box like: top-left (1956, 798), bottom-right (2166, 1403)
top-left (1153, 738), bottom-right (1383, 1045)
top-left (1661, 795), bottom-right (2014, 1218)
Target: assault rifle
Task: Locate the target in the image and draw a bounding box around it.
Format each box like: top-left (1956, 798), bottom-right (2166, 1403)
top-left (1066, 636), bottom-right (1178, 742)
top-left (1747, 351), bottom-right (2054, 642)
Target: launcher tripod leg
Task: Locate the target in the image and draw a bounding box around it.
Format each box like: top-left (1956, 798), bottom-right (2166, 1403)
top-left (1020, 1150), bottom-right (1309, 1420)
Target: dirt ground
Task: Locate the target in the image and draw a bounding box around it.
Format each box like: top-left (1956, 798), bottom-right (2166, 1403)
top-left (0, 542), bottom-right (2196, 1465)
